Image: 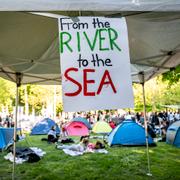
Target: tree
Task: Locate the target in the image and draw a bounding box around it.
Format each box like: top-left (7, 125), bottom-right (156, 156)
top-left (162, 65), bottom-right (180, 85)
top-left (133, 74), bottom-right (180, 113)
top-left (0, 78), bottom-right (16, 112)
top-left (19, 84), bottom-right (63, 116)
top-left (26, 85), bottom-right (54, 115)
top-left (161, 81), bottom-right (180, 105)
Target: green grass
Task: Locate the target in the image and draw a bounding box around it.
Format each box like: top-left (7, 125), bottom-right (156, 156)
top-left (0, 135), bottom-right (180, 180)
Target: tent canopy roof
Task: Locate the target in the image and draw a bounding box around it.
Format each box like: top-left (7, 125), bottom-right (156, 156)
top-left (0, 10), bottom-right (180, 84)
top-left (0, 0), bottom-right (180, 11)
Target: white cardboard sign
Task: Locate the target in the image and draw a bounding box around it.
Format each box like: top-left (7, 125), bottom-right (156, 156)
top-left (58, 17), bottom-right (134, 112)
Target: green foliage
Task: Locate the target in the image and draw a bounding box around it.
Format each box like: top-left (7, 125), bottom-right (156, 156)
top-left (56, 102), bottom-right (63, 115)
top-left (162, 65), bottom-right (180, 86)
top-left (0, 78), bottom-right (16, 111)
top-left (133, 76), bottom-right (180, 112)
top-left (0, 135), bottom-right (179, 180)
top-left (162, 81), bottom-right (180, 105)
top-left (19, 85), bottom-right (62, 115)
top-left (0, 75), bottom-right (179, 115)
top-left (0, 79), bottom-right (63, 115)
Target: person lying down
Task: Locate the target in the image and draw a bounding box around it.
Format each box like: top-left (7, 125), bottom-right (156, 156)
top-left (57, 138), bottom-right (89, 152)
top-left (56, 138), bottom-right (105, 152)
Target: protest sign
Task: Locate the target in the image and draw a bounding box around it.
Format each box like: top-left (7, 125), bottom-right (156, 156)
top-left (58, 17), bottom-right (134, 112)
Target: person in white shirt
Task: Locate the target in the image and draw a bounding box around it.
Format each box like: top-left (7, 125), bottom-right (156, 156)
top-left (48, 126), bottom-right (58, 143)
top-left (174, 112), bottom-right (180, 121)
top-left (168, 112), bottom-right (174, 123)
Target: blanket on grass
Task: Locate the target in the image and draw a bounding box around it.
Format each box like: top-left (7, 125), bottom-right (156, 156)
top-left (4, 147), bottom-right (46, 164)
top-left (57, 144), bottom-right (108, 156)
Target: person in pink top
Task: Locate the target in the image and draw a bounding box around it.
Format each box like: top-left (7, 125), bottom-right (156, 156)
top-left (109, 121), bottom-right (116, 129)
top-left (87, 140), bottom-right (105, 150)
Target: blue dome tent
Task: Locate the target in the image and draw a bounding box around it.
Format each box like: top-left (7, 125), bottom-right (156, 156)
top-left (0, 128), bottom-right (20, 150)
top-left (31, 118), bottom-right (60, 135)
top-left (166, 121), bottom-right (180, 148)
top-left (108, 120), bottom-right (155, 146)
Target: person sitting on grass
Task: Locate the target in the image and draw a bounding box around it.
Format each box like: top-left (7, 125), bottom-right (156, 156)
top-left (160, 120), bottom-right (169, 142)
top-left (80, 135), bottom-right (90, 142)
top-left (47, 126), bottom-right (58, 143)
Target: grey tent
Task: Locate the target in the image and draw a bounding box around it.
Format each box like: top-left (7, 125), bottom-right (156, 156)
top-left (166, 121), bottom-right (180, 147)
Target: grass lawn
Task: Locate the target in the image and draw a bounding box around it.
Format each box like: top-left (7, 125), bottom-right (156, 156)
top-left (0, 135), bottom-right (180, 180)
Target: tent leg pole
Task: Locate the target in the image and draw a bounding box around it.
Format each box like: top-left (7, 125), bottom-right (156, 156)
top-left (12, 84), bottom-right (19, 180)
top-left (12, 73), bottom-right (22, 180)
top-left (141, 82), bottom-right (152, 176)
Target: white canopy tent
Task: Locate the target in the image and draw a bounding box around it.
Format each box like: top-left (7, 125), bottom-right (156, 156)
top-left (0, 11), bottom-right (180, 84)
top-left (0, 1), bottom-right (180, 179)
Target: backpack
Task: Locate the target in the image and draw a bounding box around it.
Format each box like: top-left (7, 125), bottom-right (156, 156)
top-left (27, 153), bottom-right (41, 163)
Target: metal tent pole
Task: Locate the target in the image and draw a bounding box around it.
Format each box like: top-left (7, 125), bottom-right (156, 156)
top-left (12, 73), bottom-right (22, 180)
top-left (139, 72), bottom-right (152, 176)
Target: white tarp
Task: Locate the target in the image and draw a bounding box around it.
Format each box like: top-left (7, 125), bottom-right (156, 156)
top-left (59, 17), bottom-right (134, 111)
top-left (0, 11), bottom-right (180, 84)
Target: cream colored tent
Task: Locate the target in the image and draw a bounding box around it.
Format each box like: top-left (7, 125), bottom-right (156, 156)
top-left (92, 121), bottom-right (112, 134)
